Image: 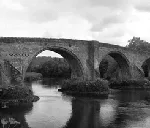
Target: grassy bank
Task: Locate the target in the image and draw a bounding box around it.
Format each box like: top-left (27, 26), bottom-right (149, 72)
top-left (58, 78), bottom-right (109, 97)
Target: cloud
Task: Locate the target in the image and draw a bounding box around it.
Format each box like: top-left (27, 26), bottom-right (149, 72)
top-left (15, 0), bottom-right (132, 24)
top-left (91, 13), bottom-right (128, 32)
top-left (1, 0), bottom-right (24, 10)
top-left (17, 0), bottom-right (60, 23)
top-left (88, 0), bottom-right (130, 8)
top-left (91, 23), bottom-right (127, 46)
top-left (41, 15), bottom-right (93, 40)
top-left (135, 3), bottom-right (150, 12)
top-left (132, 0), bottom-right (150, 12)
top-left (43, 31), bottom-right (54, 38)
top-left (1, 0), bottom-right (150, 47)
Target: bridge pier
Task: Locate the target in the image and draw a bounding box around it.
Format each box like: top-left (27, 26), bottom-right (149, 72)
top-left (0, 60), bottom-right (11, 86)
top-left (0, 60), bottom-right (23, 86)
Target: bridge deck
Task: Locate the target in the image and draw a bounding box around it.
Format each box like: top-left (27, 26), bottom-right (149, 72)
top-left (0, 37), bottom-right (149, 55)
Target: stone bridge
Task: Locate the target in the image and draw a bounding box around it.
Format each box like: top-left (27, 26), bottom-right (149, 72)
top-left (0, 37), bottom-right (150, 86)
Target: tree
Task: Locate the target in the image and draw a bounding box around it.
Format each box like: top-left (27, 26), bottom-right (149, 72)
top-left (27, 57), bottom-right (71, 78)
top-left (126, 37), bottom-right (150, 52)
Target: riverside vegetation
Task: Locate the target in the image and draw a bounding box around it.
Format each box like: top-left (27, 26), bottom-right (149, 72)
top-left (58, 78), bottom-right (110, 97)
top-left (109, 79), bottom-right (150, 90)
top-left (0, 85), bottom-right (39, 108)
top-left (25, 72), bottom-right (43, 82)
top-left (27, 56), bottom-right (71, 78)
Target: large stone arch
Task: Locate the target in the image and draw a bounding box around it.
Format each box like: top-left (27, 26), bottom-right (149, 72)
top-left (99, 51), bottom-right (131, 81)
top-left (23, 46), bottom-right (84, 80)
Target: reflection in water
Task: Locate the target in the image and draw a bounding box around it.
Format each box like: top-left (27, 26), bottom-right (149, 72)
top-left (100, 100), bottom-right (118, 127)
top-left (110, 90), bottom-right (150, 103)
top-left (26, 83), bottom-right (72, 128)
top-left (0, 79), bottom-right (150, 128)
top-left (126, 117), bottom-right (150, 128)
top-left (0, 104), bottom-right (33, 128)
top-left (63, 98), bottom-right (101, 128)
top-left (41, 78), bottom-right (65, 88)
top-left (63, 98), bottom-right (119, 128)
top-left (63, 90), bottom-right (150, 128)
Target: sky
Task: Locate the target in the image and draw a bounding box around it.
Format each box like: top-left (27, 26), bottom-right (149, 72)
top-left (1, 0), bottom-right (150, 57)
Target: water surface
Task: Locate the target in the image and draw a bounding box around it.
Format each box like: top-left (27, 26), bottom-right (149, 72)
top-left (0, 79), bottom-right (150, 128)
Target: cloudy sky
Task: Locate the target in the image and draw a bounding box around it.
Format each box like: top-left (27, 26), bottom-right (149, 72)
top-left (1, 0), bottom-right (150, 50)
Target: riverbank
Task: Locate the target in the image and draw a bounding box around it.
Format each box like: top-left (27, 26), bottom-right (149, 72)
top-left (24, 72), bottom-right (43, 82)
top-left (109, 79), bottom-right (150, 90)
top-left (0, 85), bottom-right (40, 108)
top-left (0, 95), bottom-right (39, 108)
top-left (58, 78), bottom-right (109, 97)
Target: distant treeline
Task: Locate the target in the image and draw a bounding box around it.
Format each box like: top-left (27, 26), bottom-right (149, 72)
top-left (27, 56), bottom-right (71, 78)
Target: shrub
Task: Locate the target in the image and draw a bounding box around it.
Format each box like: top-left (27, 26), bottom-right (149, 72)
top-left (109, 79), bottom-right (150, 89)
top-left (0, 85), bottom-right (33, 100)
top-left (61, 78), bottom-right (109, 92)
top-left (24, 72), bottom-right (42, 82)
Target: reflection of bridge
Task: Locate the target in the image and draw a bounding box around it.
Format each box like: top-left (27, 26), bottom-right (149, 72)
top-left (63, 98), bottom-right (120, 128)
top-left (0, 37), bottom-right (150, 85)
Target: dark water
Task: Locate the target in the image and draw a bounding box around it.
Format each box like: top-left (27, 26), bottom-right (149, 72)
top-left (0, 79), bottom-right (150, 128)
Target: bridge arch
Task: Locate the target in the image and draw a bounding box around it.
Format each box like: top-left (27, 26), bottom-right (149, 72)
top-left (23, 46), bottom-right (84, 80)
top-left (99, 51), bottom-right (131, 80)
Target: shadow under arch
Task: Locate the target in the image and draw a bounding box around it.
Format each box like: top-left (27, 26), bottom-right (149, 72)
top-left (23, 46), bottom-right (84, 80)
top-left (99, 51), bottom-right (131, 80)
top-left (141, 58), bottom-right (150, 77)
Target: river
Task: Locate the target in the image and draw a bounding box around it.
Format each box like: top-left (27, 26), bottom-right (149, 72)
top-left (0, 78), bottom-right (150, 128)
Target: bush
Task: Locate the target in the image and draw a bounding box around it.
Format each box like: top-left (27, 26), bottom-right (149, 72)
top-left (0, 85), bottom-right (33, 100)
top-left (24, 72), bottom-right (43, 82)
top-left (60, 78), bottom-right (109, 93)
top-left (109, 79), bottom-right (150, 89)
top-left (28, 57), bottom-right (71, 78)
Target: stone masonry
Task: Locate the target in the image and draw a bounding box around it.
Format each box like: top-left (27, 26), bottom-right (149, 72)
top-left (0, 37), bottom-right (150, 86)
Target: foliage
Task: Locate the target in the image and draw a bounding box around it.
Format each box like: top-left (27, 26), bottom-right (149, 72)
top-left (109, 79), bottom-right (150, 89)
top-left (0, 85), bottom-right (32, 100)
top-left (25, 72), bottom-right (42, 82)
top-left (60, 78), bottom-right (109, 92)
top-left (27, 56), bottom-right (71, 78)
top-left (126, 37), bottom-right (150, 52)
